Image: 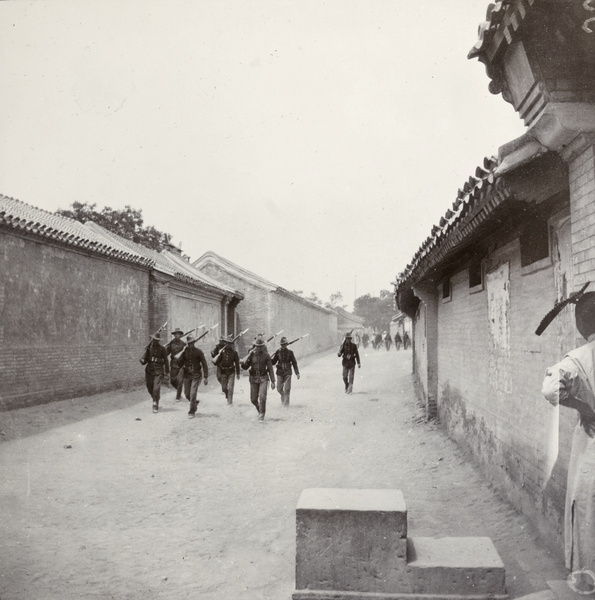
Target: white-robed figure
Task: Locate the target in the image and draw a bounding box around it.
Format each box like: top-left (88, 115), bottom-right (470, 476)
top-left (542, 292), bottom-right (595, 582)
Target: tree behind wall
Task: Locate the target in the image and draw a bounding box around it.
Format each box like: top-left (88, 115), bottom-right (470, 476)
top-left (353, 290), bottom-right (394, 332)
top-left (56, 202), bottom-right (172, 252)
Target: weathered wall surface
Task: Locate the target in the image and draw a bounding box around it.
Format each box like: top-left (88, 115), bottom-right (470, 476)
top-left (436, 238), bottom-right (577, 543)
top-left (0, 232), bottom-right (149, 409)
top-left (269, 290), bottom-right (337, 359)
top-left (151, 276), bottom-right (223, 357)
top-left (412, 302), bottom-right (428, 408)
top-left (197, 262), bottom-right (336, 359)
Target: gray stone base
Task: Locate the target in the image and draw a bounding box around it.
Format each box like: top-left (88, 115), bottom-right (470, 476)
top-left (294, 489), bottom-right (507, 600)
top-left (292, 591), bottom-right (508, 600)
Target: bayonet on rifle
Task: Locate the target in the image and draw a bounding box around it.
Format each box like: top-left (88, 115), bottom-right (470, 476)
top-left (267, 329), bottom-right (283, 343)
top-left (212, 328), bottom-right (249, 362)
top-left (174, 323), bottom-right (219, 359)
top-left (535, 283), bottom-right (590, 335)
top-left (287, 333), bottom-right (309, 345)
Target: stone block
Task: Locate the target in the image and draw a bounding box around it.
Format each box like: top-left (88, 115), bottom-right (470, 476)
top-left (407, 536), bottom-right (506, 596)
top-left (295, 489), bottom-right (408, 594)
top-left (548, 579), bottom-right (595, 600)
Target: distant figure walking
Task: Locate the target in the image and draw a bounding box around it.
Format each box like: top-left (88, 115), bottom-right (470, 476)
top-left (241, 336), bottom-right (275, 421)
top-left (384, 332), bottom-right (392, 351)
top-left (354, 332), bottom-right (361, 348)
top-left (403, 332), bottom-right (411, 350)
top-left (338, 331), bottom-right (361, 394)
top-left (166, 327), bottom-right (186, 401)
top-left (213, 335), bottom-right (240, 405)
top-left (179, 334), bottom-right (209, 418)
top-left (362, 333), bottom-right (369, 349)
top-left (271, 337), bottom-right (300, 407)
top-left (394, 332), bottom-right (402, 350)
top-left (139, 332), bottom-right (169, 413)
top-left (374, 333), bottom-right (383, 350)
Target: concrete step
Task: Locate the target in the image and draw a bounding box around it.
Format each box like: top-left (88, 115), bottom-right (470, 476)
top-left (511, 590), bottom-right (556, 600)
top-left (407, 536), bottom-right (506, 596)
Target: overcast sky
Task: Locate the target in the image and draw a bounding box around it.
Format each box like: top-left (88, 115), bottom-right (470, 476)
top-left (0, 0), bottom-right (526, 308)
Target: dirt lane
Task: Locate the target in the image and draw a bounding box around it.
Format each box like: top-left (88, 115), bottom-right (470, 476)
top-left (0, 347), bottom-right (565, 599)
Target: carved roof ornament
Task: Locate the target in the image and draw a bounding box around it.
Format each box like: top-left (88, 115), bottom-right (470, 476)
top-left (584, 0), bottom-right (595, 33)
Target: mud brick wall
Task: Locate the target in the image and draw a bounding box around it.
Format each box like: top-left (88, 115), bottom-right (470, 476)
top-left (197, 262), bottom-right (336, 359)
top-left (435, 239), bottom-right (577, 547)
top-left (569, 142), bottom-right (595, 296)
top-left (0, 232), bottom-right (149, 410)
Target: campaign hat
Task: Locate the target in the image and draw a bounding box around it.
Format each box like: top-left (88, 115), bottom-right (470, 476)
top-left (172, 327), bottom-right (184, 335)
top-left (280, 337), bottom-right (289, 345)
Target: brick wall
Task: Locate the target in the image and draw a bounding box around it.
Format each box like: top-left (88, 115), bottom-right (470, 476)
top-left (569, 141), bottom-right (595, 295)
top-left (198, 262), bottom-right (336, 359)
top-left (436, 238), bottom-right (578, 546)
top-left (0, 232), bottom-right (150, 410)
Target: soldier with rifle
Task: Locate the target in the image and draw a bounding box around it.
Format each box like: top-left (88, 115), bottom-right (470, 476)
top-left (249, 330), bottom-right (283, 352)
top-left (213, 331), bottom-right (247, 405)
top-left (271, 336), bottom-right (303, 407)
top-left (211, 335), bottom-right (227, 388)
top-left (241, 335), bottom-right (275, 421)
top-left (179, 333), bottom-right (209, 418)
top-left (139, 324), bottom-right (170, 413)
top-left (165, 327), bottom-right (187, 401)
top-left (338, 331), bottom-right (361, 394)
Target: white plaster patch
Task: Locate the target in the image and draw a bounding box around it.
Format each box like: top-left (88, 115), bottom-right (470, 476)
top-left (486, 263), bottom-right (512, 394)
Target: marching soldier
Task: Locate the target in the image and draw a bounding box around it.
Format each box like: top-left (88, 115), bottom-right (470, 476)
top-left (271, 336), bottom-right (300, 407)
top-left (179, 334), bottom-right (209, 418)
top-left (165, 327), bottom-right (186, 401)
top-left (338, 331), bottom-right (361, 394)
top-left (403, 331), bottom-right (411, 350)
top-left (211, 335), bottom-right (226, 389)
top-left (384, 331), bottom-right (392, 351)
top-left (213, 335), bottom-right (240, 405)
top-left (139, 332), bottom-right (170, 413)
top-left (241, 336), bottom-right (275, 421)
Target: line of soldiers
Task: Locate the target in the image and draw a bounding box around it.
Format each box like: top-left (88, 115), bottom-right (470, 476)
top-left (140, 329), bottom-right (301, 421)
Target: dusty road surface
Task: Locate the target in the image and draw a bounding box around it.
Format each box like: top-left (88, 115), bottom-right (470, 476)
top-left (0, 347), bottom-right (566, 600)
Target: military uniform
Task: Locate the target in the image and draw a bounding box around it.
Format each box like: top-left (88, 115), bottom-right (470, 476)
top-left (384, 332), bottom-right (392, 351)
top-left (213, 336), bottom-right (240, 405)
top-left (165, 328), bottom-right (186, 401)
top-left (179, 336), bottom-right (209, 418)
top-left (140, 333), bottom-right (170, 412)
top-left (338, 333), bottom-right (361, 394)
top-left (211, 337), bottom-right (226, 386)
top-left (241, 338), bottom-right (275, 420)
top-left (271, 337), bottom-right (300, 407)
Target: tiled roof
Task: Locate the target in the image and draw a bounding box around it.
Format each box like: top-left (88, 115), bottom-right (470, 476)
top-left (163, 249), bottom-right (243, 299)
top-left (334, 306), bottom-right (365, 324)
top-left (85, 222), bottom-right (239, 297)
top-left (395, 130), bottom-right (557, 292)
top-left (0, 195), bottom-right (153, 267)
top-left (395, 156), bottom-right (501, 288)
top-left (468, 1), bottom-right (536, 63)
top-left (194, 251), bottom-right (332, 313)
